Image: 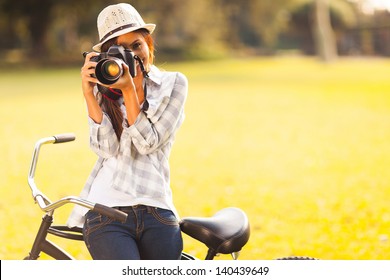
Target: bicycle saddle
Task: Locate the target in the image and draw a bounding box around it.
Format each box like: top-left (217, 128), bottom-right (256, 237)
top-left (179, 207), bottom-right (250, 255)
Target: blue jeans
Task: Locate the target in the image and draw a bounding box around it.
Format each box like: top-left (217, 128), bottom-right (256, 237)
top-left (83, 205), bottom-right (183, 260)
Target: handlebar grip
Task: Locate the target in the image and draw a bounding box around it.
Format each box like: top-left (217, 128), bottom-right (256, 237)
top-left (53, 133), bottom-right (76, 144)
top-left (93, 203), bottom-right (128, 223)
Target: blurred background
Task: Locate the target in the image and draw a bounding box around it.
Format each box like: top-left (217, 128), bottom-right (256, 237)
top-left (2, 0), bottom-right (390, 260)
top-left (1, 0), bottom-right (390, 65)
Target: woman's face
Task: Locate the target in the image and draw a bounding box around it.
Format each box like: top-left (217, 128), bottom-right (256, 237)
top-left (117, 31), bottom-right (150, 68)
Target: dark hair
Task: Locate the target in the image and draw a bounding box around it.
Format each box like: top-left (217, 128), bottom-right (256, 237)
top-left (98, 29), bottom-right (155, 140)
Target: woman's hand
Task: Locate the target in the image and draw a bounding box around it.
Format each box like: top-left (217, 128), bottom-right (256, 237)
top-left (108, 62), bottom-right (136, 93)
top-left (80, 52), bottom-right (103, 124)
top-left (81, 52), bottom-right (99, 96)
top-left (110, 62), bottom-right (145, 125)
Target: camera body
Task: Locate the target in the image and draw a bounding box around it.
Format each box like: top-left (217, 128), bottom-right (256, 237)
top-left (90, 45), bottom-right (136, 84)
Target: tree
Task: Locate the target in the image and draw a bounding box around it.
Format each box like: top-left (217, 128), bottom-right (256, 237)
top-left (288, 0), bottom-right (356, 59)
top-left (248, 0), bottom-right (295, 52)
top-left (1, 0), bottom-right (55, 58)
top-left (312, 0), bottom-right (338, 61)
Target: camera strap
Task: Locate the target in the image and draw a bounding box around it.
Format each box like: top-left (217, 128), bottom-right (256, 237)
top-left (98, 84), bottom-right (123, 101)
top-left (98, 82), bottom-right (149, 112)
top-left (142, 82), bottom-right (149, 111)
top-left (134, 56), bottom-right (149, 111)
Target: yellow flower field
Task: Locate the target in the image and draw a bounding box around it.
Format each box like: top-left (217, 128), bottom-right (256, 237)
top-left (1, 56), bottom-right (390, 260)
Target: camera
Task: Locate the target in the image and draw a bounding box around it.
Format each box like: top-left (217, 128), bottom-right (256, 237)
top-left (88, 45), bottom-right (136, 85)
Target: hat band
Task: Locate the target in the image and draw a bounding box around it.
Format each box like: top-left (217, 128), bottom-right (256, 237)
top-left (100, 23), bottom-right (137, 43)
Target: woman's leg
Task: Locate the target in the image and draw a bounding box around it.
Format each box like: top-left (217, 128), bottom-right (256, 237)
top-left (138, 207), bottom-right (183, 260)
top-left (83, 210), bottom-right (140, 260)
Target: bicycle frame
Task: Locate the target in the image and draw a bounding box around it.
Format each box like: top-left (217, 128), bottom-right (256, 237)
top-left (24, 134), bottom-right (250, 260)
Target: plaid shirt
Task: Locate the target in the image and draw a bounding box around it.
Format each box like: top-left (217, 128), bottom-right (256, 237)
top-left (67, 65), bottom-right (187, 227)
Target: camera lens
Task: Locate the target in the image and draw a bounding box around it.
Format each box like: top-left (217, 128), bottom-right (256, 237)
top-left (103, 60), bottom-right (121, 77)
top-left (95, 58), bottom-right (124, 85)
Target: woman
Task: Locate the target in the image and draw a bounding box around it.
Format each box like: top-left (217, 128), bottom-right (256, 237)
top-left (67, 3), bottom-right (187, 260)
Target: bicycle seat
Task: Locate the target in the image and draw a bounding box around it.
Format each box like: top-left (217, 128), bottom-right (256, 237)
top-left (179, 207), bottom-right (250, 255)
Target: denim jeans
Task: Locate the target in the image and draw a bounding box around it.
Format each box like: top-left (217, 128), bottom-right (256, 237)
top-left (83, 205), bottom-right (183, 260)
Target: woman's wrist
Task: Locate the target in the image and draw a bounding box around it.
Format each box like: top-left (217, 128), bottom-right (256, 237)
top-left (123, 88), bottom-right (141, 125)
top-left (121, 84), bottom-right (137, 97)
top-left (82, 85), bottom-right (95, 97)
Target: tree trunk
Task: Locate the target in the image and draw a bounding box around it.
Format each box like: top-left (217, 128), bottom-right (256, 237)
top-left (28, 0), bottom-right (53, 59)
top-left (312, 0), bottom-right (338, 62)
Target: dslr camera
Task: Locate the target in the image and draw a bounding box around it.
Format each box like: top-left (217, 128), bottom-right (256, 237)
top-left (88, 45), bottom-right (136, 85)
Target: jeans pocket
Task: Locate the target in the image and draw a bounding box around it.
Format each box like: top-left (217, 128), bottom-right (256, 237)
top-left (150, 207), bottom-right (179, 226)
top-left (83, 211), bottom-right (114, 240)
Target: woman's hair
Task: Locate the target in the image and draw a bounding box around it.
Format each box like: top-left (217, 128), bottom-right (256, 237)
top-left (98, 29), bottom-right (155, 140)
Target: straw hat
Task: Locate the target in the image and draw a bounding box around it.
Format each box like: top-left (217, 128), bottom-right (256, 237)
top-left (93, 3), bottom-right (156, 51)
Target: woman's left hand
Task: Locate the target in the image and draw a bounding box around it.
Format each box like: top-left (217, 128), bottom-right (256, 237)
top-left (101, 62), bottom-right (144, 96)
top-left (108, 62), bottom-right (145, 125)
top-left (102, 63), bottom-right (136, 93)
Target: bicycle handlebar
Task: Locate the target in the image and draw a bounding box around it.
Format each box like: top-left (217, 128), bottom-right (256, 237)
top-left (93, 204), bottom-right (128, 223)
top-left (53, 133), bottom-right (76, 144)
top-left (27, 133), bottom-right (128, 223)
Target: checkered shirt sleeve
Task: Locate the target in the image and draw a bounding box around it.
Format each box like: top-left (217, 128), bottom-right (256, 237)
top-left (85, 70), bottom-right (187, 199)
top-left (112, 71), bottom-right (187, 197)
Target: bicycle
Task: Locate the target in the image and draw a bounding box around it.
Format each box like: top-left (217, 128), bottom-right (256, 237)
top-left (24, 133), bottom-right (251, 260)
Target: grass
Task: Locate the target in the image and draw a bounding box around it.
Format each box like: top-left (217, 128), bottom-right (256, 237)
top-left (1, 56), bottom-right (390, 260)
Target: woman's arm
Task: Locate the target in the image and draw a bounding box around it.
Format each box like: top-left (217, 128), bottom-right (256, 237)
top-left (123, 72), bottom-right (188, 155)
top-left (81, 52), bottom-right (119, 158)
top-left (80, 52), bottom-right (103, 124)
top-left (108, 63), bottom-right (143, 126)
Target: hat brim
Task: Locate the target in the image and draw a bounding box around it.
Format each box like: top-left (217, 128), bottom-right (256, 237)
top-left (92, 24), bottom-right (156, 52)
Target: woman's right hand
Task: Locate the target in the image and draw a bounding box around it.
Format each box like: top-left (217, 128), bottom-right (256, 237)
top-left (81, 52), bottom-right (99, 96)
top-left (80, 52), bottom-right (103, 124)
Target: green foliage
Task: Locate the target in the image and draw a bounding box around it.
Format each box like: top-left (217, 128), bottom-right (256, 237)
top-left (0, 0), bottom-right (370, 65)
